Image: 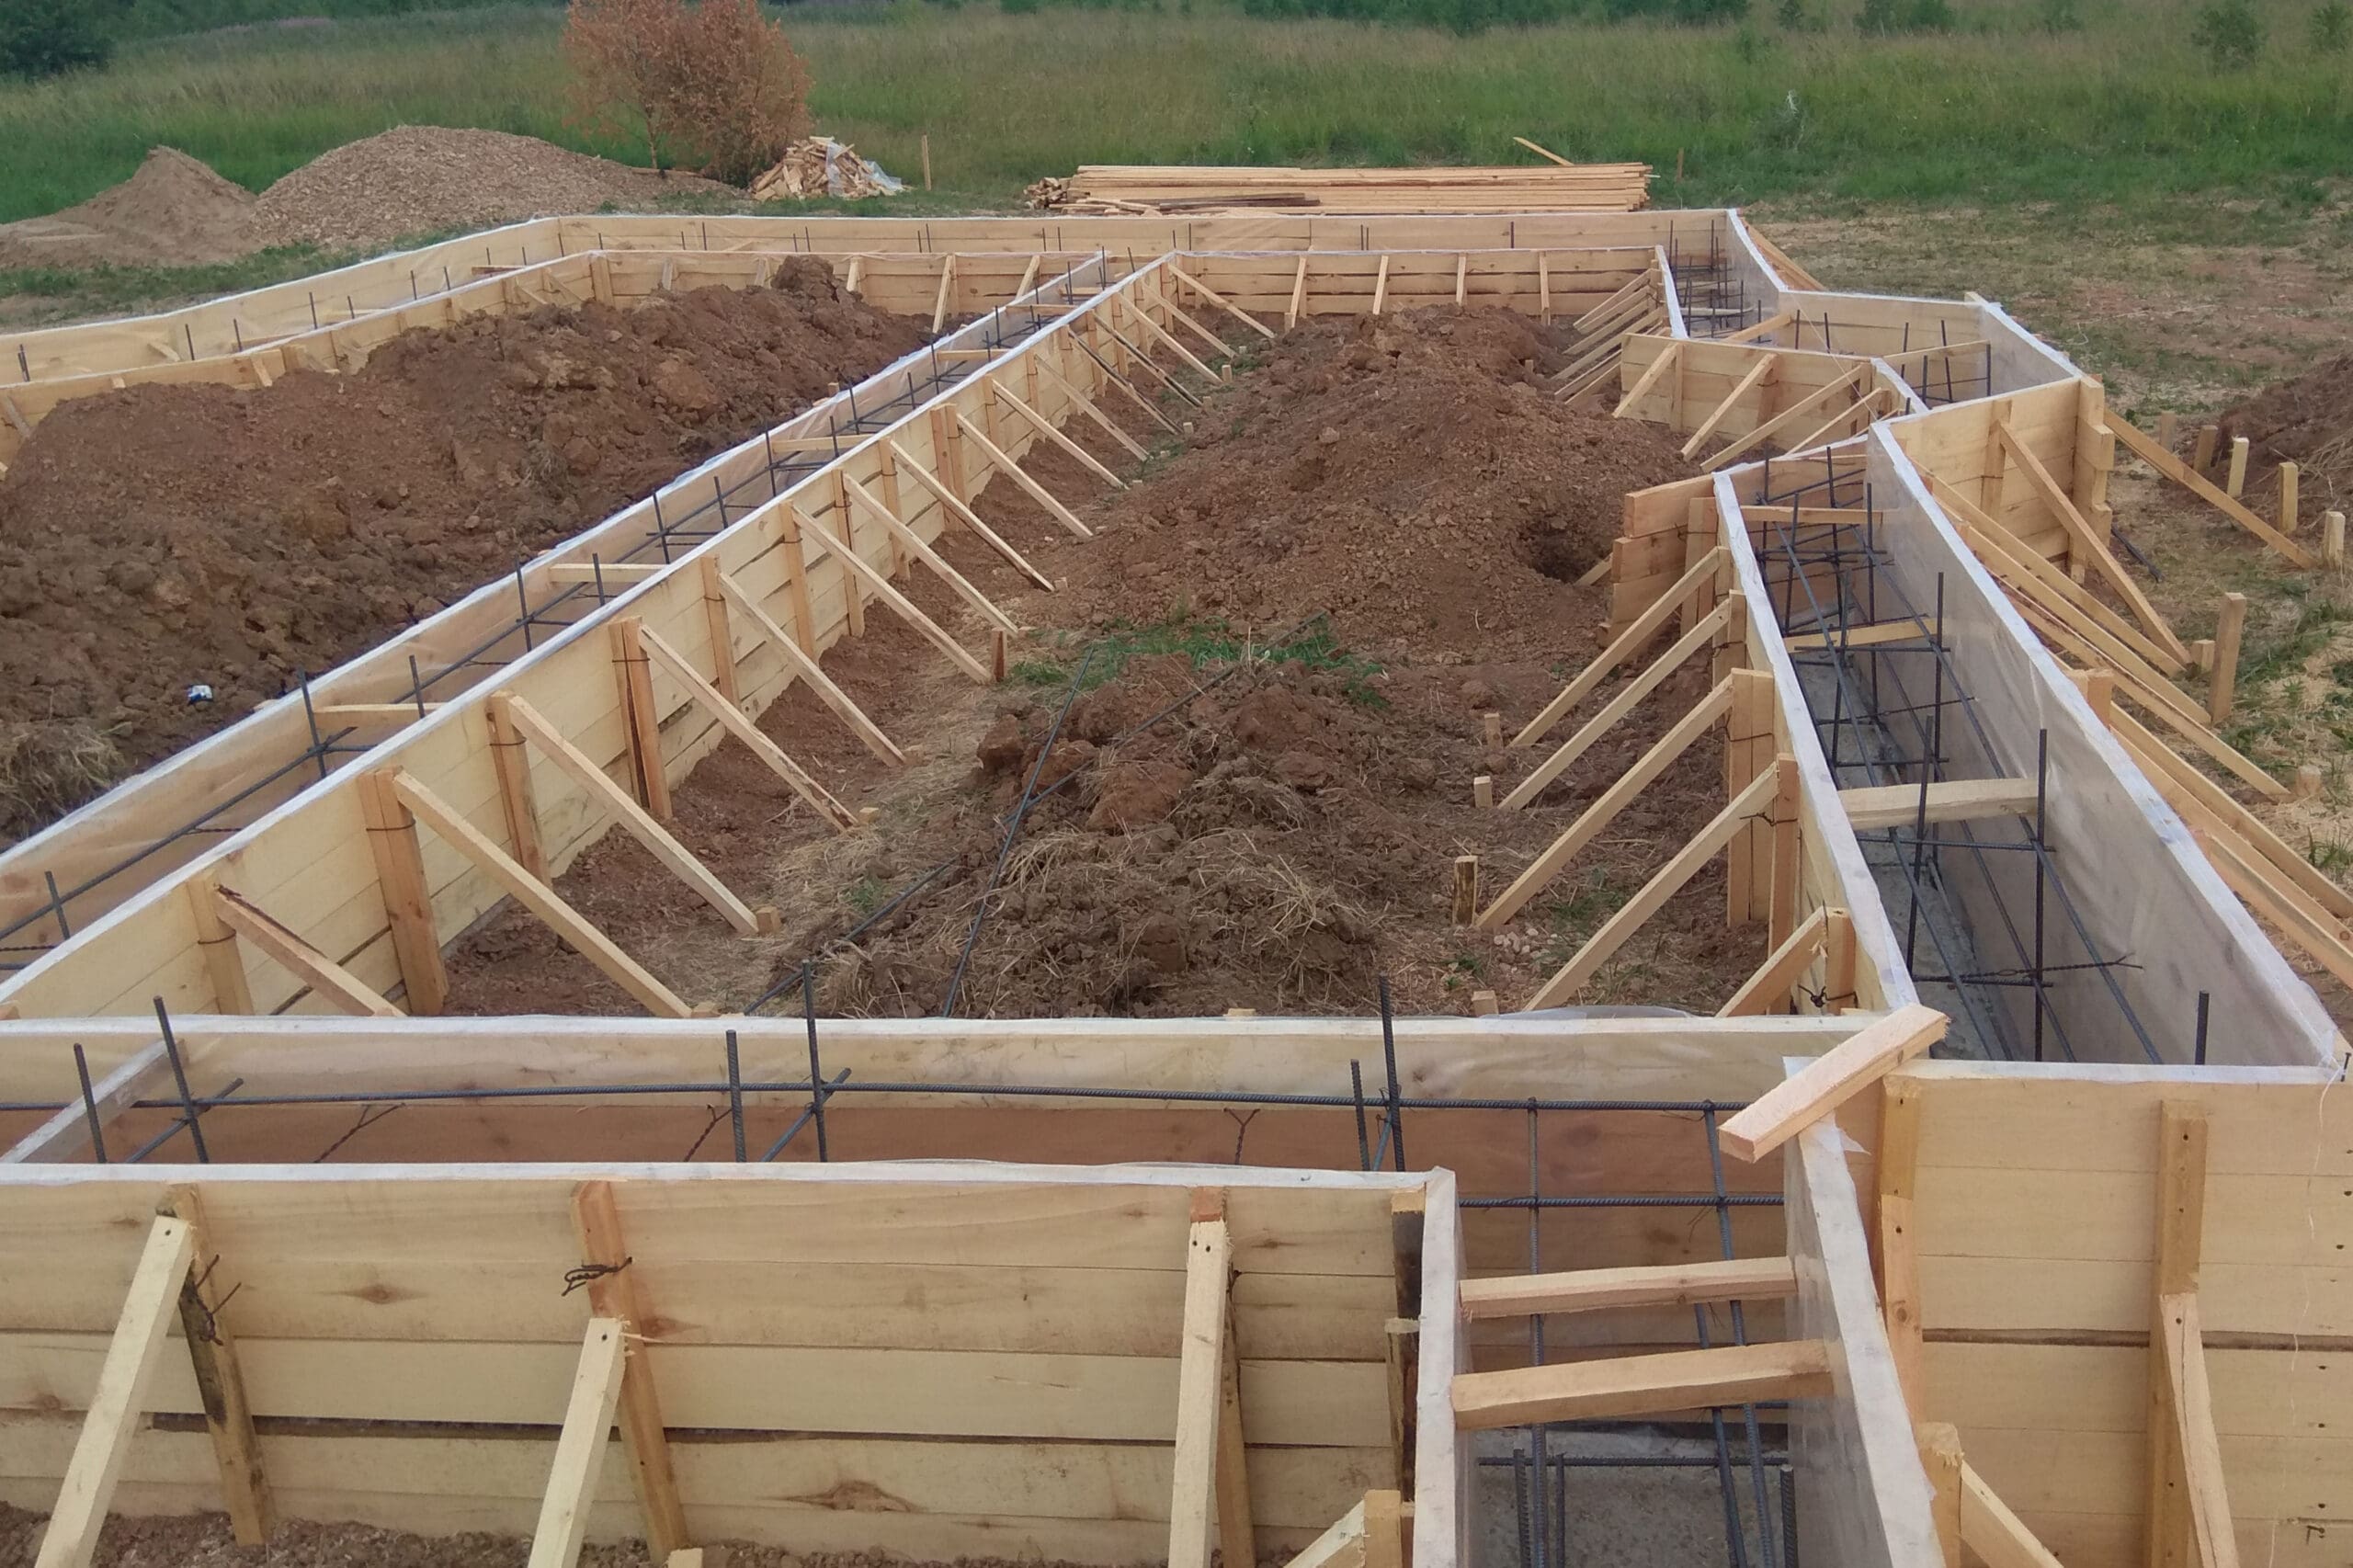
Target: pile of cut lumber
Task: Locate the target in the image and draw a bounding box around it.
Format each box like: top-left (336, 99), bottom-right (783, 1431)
top-left (1027, 164), bottom-right (1652, 215)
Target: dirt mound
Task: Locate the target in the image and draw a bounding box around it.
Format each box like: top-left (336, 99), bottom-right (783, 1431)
top-left (1040, 307), bottom-right (1698, 662)
top-left (0, 147), bottom-right (260, 270)
top-left (255, 126), bottom-right (735, 255)
top-left (2218, 352), bottom-right (2353, 513)
top-left (0, 258), bottom-right (928, 846)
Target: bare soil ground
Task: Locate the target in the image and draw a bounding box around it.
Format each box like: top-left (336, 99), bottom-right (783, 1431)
top-left (442, 306), bottom-right (1770, 1020)
top-left (0, 257), bottom-right (929, 847)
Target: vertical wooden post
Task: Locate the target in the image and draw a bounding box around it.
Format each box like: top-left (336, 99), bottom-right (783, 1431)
top-left (1768, 755), bottom-right (1802, 955)
top-left (2325, 510), bottom-right (2347, 570)
top-left (572, 1182), bottom-right (689, 1558)
top-left (1725, 669), bottom-right (1774, 926)
top-left (698, 556), bottom-right (738, 703)
top-left (357, 768), bottom-right (447, 1015)
top-left (486, 697), bottom-right (548, 882)
top-left (2279, 461), bottom-right (2300, 535)
top-left (1472, 775), bottom-right (1495, 810)
top-left (930, 403), bottom-right (969, 504)
top-left (921, 131), bottom-right (933, 191)
top-left (2192, 425), bottom-right (2219, 472)
top-left (1169, 1190), bottom-right (1237, 1568)
top-left (2147, 1102), bottom-right (2209, 1568)
top-left (1919, 1422), bottom-right (1964, 1568)
top-left (775, 506), bottom-right (818, 658)
top-left (1822, 906), bottom-right (1858, 1012)
top-left (2209, 592), bottom-right (2246, 724)
top-left (165, 1187), bottom-right (272, 1546)
top-left (1450, 856), bottom-right (1480, 925)
top-left (1876, 1076), bottom-right (1925, 1413)
top-left (610, 617), bottom-right (675, 820)
top-left (2224, 436), bottom-right (2249, 499)
top-left (2157, 411), bottom-right (2179, 449)
top-left (824, 483), bottom-right (868, 637)
top-left (2077, 377), bottom-right (2117, 538)
top-left (187, 874), bottom-right (255, 1015)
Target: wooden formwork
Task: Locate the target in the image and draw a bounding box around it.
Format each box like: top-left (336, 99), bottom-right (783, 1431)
top-left (0, 251), bottom-right (1092, 462)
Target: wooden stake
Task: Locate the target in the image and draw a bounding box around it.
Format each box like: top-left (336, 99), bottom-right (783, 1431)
top-left (486, 697), bottom-right (549, 881)
top-left (610, 617), bottom-right (675, 820)
top-left (2209, 592), bottom-right (2246, 724)
top-left (1471, 989), bottom-right (1499, 1016)
top-left (2157, 411), bottom-right (2179, 449)
top-left (33, 1217), bottom-right (197, 1568)
top-left (1450, 856), bottom-right (1480, 925)
top-left (2193, 424), bottom-right (2218, 472)
top-left (2224, 436), bottom-right (2249, 499)
top-left (1472, 774), bottom-right (1494, 809)
top-left (2279, 460), bottom-right (2300, 534)
top-left (162, 1188), bottom-right (271, 1546)
top-left (1482, 710), bottom-right (1503, 749)
top-left (1169, 1200), bottom-right (1233, 1568)
top-left (572, 1183), bottom-right (689, 1558)
top-left (188, 873), bottom-right (256, 1014)
top-left (2325, 509), bottom-right (2346, 569)
top-left (356, 768), bottom-right (448, 1015)
top-left (529, 1320), bottom-right (630, 1568)
top-left (921, 132), bottom-right (932, 191)
top-left (698, 556), bottom-right (737, 703)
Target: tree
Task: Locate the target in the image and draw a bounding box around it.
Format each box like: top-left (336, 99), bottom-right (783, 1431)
top-left (0, 0), bottom-right (113, 80)
top-left (564, 0), bottom-right (813, 187)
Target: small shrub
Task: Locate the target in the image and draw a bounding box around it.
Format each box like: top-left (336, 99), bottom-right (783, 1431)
top-left (0, 0), bottom-right (112, 79)
top-left (2038, 0), bottom-right (2081, 30)
top-left (564, 0), bottom-right (813, 185)
top-left (2313, 0), bottom-right (2351, 51)
top-left (2191, 0), bottom-right (2265, 65)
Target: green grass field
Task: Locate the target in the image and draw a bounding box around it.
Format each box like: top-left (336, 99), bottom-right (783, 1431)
top-left (2, 0), bottom-right (2349, 229)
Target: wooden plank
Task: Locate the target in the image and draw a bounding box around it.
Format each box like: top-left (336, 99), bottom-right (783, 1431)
top-left (1281, 1500), bottom-right (1367, 1568)
top-left (529, 1319), bottom-right (630, 1568)
top-left (2193, 825), bottom-right (2353, 990)
top-left (499, 694), bottom-right (762, 936)
top-left (792, 503), bottom-right (992, 684)
top-left (1451, 1339), bottom-right (1833, 1429)
top-left (610, 617), bottom-right (675, 820)
top-left (1501, 598), bottom-right (1733, 811)
top-left (1031, 358), bottom-right (1148, 461)
top-left (1215, 1279), bottom-right (1256, 1568)
top-left (354, 769), bottom-right (448, 1015)
top-left (987, 378), bottom-right (1128, 490)
top-left (2113, 681), bottom-right (2287, 802)
top-left (1877, 1074), bottom-right (1925, 1417)
top-left (163, 1187), bottom-right (270, 1545)
top-left (1169, 1204), bottom-right (1233, 1568)
top-left (1718, 1005), bottom-right (1948, 1163)
top-left (1995, 417), bottom-right (2188, 664)
top-left (1516, 549), bottom-right (1725, 744)
top-left (1458, 1256), bottom-right (1799, 1319)
top-left (715, 572), bottom-right (905, 765)
top-left (571, 1183), bottom-right (688, 1558)
top-left (638, 626), bottom-right (858, 832)
top-left (956, 413), bottom-right (1094, 540)
top-left (210, 885), bottom-right (402, 1017)
top-left (2111, 416), bottom-right (2317, 568)
top-left (1837, 778), bottom-right (2040, 831)
top-left (486, 697), bottom-right (550, 881)
top-left (33, 1216), bottom-right (196, 1568)
top-left (1717, 907), bottom-right (1832, 1017)
top-left (1961, 1461), bottom-right (2068, 1568)
top-left (1520, 757), bottom-right (1783, 1009)
top-left (886, 438), bottom-right (1057, 591)
top-left (1680, 357), bottom-right (1775, 458)
top-left (384, 769), bottom-right (692, 1018)
top-left (1703, 368), bottom-right (1867, 472)
top-left (2159, 1292), bottom-right (2242, 1568)
top-left (840, 473), bottom-right (1019, 635)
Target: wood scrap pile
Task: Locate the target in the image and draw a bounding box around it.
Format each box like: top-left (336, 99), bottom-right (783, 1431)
top-left (1025, 163), bottom-right (1653, 215)
top-left (749, 139), bottom-right (900, 201)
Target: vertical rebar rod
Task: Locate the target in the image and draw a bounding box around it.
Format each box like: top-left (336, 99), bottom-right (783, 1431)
top-left (153, 997), bottom-right (209, 1164)
top-left (73, 1044), bottom-right (108, 1164)
top-left (724, 1028), bottom-right (746, 1162)
top-left (802, 962), bottom-right (829, 1161)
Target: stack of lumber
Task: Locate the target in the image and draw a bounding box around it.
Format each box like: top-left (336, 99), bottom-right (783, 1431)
top-left (749, 139), bottom-right (899, 201)
top-left (1029, 164), bottom-right (1653, 214)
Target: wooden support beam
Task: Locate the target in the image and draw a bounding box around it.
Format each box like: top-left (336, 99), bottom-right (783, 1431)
top-left (1477, 677), bottom-right (1732, 930)
top-left (572, 1182), bottom-right (688, 1558)
top-left (638, 626), bottom-right (859, 829)
top-left (1702, 367), bottom-right (1868, 472)
top-left (2192, 824), bottom-right (2353, 990)
top-left (486, 697), bottom-right (550, 881)
top-left (1837, 778), bottom-right (2040, 830)
top-left (929, 254), bottom-right (956, 335)
top-left (1995, 417), bottom-right (2188, 663)
top-left (1679, 355), bottom-right (1773, 458)
top-left (1716, 905), bottom-right (1832, 1017)
top-left (987, 377), bottom-right (1128, 489)
top-left (1878, 1075), bottom-right (1926, 1415)
top-left (1937, 481), bottom-right (2186, 675)
top-left (187, 873), bottom-right (256, 1014)
top-left (355, 768), bottom-right (449, 1015)
top-left (840, 473), bottom-right (1018, 634)
top-left (955, 412), bottom-right (1094, 540)
top-left (2111, 416), bottom-right (2317, 568)
top-left (529, 1319), bottom-right (631, 1568)
top-left (1501, 597), bottom-right (1734, 811)
top-left (2209, 592), bottom-right (2246, 723)
top-left (1126, 294), bottom-right (1222, 381)
top-left (1214, 1279), bottom-right (1256, 1568)
top-left (1169, 1198), bottom-right (1233, 1568)
top-left (498, 695), bottom-right (767, 936)
top-left (1452, 1339), bottom-right (1833, 1430)
top-left (1166, 265), bottom-right (1279, 342)
top-left (1286, 257), bottom-right (1309, 332)
top-left (163, 1187), bottom-right (270, 1546)
top-left (1717, 1003), bottom-right (1948, 1162)
top-left (1362, 1491), bottom-right (1402, 1568)
top-left (1961, 1460), bottom-right (2069, 1568)
top-left (715, 572), bottom-right (904, 764)
top-left (1516, 548), bottom-right (1726, 744)
top-left (786, 504), bottom-right (991, 686)
top-left (1784, 618), bottom-right (1938, 650)
top-left (1458, 1256), bottom-right (1799, 1319)
top-left (2113, 678), bottom-right (2286, 801)
top-left (1921, 1422), bottom-right (1964, 1568)
top-left (1782, 386), bottom-right (1887, 458)
top-left (2157, 1290), bottom-right (2240, 1568)
top-left (1520, 756), bottom-right (1786, 1010)
top-left (33, 1216), bottom-right (197, 1568)
top-left (1032, 358), bottom-right (1148, 460)
top-left (1370, 256), bottom-right (1390, 317)
top-left (1612, 339), bottom-right (1683, 419)
top-left (1722, 309), bottom-right (1796, 346)
top-left (1281, 1501), bottom-right (1368, 1568)
top-left (384, 768), bottom-right (693, 1017)
top-left (883, 440), bottom-right (1055, 591)
top-left (2147, 1102), bottom-right (2207, 1568)
top-left (609, 617), bottom-right (675, 820)
top-left (697, 557), bottom-right (738, 704)
top-left (210, 884), bottom-right (402, 1017)
top-left (1160, 293), bottom-right (1237, 362)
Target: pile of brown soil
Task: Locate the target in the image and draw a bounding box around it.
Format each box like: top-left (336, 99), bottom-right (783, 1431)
top-left (2217, 352), bottom-right (2353, 513)
top-left (0, 148), bottom-right (260, 271)
top-left (437, 304), bottom-right (1754, 1019)
top-left (1038, 308), bottom-right (1699, 662)
top-left (254, 127), bottom-right (735, 256)
top-left (0, 258), bottom-right (928, 846)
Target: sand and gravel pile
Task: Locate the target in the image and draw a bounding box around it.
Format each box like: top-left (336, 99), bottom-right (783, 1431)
top-left (0, 147), bottom-right (261, 270)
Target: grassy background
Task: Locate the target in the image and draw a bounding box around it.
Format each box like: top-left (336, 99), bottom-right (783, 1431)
top-left (0, 0), bottom-right (2349, 226)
